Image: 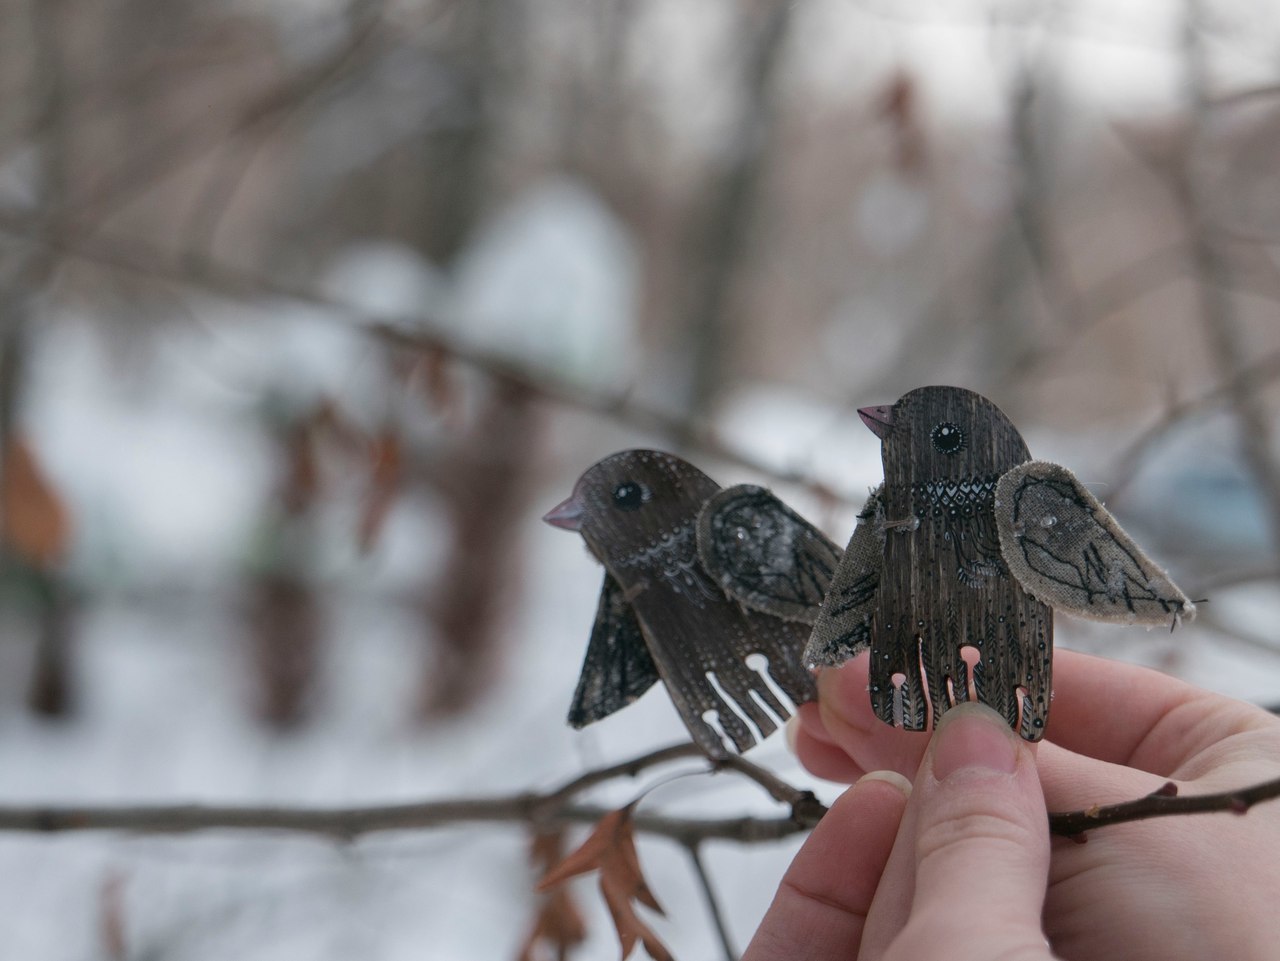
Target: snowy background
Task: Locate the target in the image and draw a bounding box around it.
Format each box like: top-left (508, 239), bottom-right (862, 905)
top-left (2, 1), bottom-right (1280, 959)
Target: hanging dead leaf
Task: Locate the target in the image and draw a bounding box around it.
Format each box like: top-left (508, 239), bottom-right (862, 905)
top-left (419, 345), bottom-right (458, 418)
top-left (357, 430), bottom-right (401, 552)
top-left (875, 70), bottom-right (925, 171)
top-left (517, 829), bottom-right (588, 961)
top-left (279, 418), bottom-right (319, 515)
top-left (539, 805), bottom-right (671, 961)
top-left (1, 434), bottom-right (70, 569)
top-left (311, 397), bottom-right (365, 454)
top-left (99, 869), bottom-right (127, 961)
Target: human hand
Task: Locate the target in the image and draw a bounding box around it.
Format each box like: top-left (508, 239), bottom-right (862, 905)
top-left (746, 701), bottom-right (1053, 961)
top-left (786, 649), bottom-right (1280, 961)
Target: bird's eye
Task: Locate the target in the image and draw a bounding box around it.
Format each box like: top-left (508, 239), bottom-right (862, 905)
top-left (930, 422), bottom-right (966, 454)
top-left (612, 481), bottom-right (647, 511)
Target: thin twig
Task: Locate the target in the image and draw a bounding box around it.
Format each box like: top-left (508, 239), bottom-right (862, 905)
top-left (715, 754), bottom-right (826, 821)
top-left (0, 741), bottom-right (824, 845)
top-left (1172, 0), bottom-right (1280, 558)
top-left (0, 220), bottom-right (861, 502)
top-left (51, 6), bottom-right (387, 234)
top-left (1048, 776), bottom-right (1280, 838)
top-left (1, 761), bottom-right (1279, 844)
top-left (686, 843), bottom-right (738, 961)
top-left (0, 797), bottom-right (815, 846)
top-left (536, 743), bottom-right (705, 814)
top-left (1106, 348), bottom-right (1280, 503)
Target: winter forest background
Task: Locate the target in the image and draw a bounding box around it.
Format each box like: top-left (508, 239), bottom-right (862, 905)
top-left (3, 0), bottom-right (1280, 958)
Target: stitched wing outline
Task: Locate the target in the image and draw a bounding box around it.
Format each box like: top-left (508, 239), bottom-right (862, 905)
top-left (567, 572), bottom-right (661, 728)
top-left (696, 484), bottom-right (842, 624)
top-left (995, 461), bottom-right (1195, 626)
top-left (805, 486), bottom-right (884, 667)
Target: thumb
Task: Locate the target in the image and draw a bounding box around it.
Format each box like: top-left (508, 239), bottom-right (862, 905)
top-left (878, 703), bottom-right (1052, 961)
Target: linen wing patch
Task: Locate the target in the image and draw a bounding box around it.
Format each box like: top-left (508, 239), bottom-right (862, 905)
top-left (696, 484), bottom-right (842, 624)
top-left (995, 461), bottom-right (1195, 626)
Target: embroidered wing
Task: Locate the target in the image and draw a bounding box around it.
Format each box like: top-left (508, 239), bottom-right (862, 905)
top-left (805, 487), bottom-right (884, 667)
top-left (567, 572), bottom-right (661, 728)
top-left (995, 461), bottom-right (1195, 626)
top-left (696, 484), bottom-right (842, 624)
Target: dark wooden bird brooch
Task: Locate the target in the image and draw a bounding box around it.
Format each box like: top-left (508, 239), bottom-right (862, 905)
top-left (543, 449), bottom-right (839, 757)
top-left (806, 385), bottom-right (1196, 740)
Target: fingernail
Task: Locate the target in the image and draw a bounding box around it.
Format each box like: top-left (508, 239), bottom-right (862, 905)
top-left (857, 769), bottom-right (912, 798)
top-left (931, 704), bottom-right (1018, 781)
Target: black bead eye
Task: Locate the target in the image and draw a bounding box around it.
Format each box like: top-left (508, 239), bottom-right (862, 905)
top-left (612, 481), bottom-right (646, 511)
top-left (930, 422), bottom-right (966, 454)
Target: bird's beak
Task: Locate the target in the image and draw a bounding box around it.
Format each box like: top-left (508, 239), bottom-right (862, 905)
top-left (542, 494), bottom-right (585, 531)
top-left (858, 405), bottom-right (895, 439)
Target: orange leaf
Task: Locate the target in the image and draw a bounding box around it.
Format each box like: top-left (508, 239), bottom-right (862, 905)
top-left (538, 806), bottom-right (671, 961)
top-left (1, 434), bottom-right (70, 568)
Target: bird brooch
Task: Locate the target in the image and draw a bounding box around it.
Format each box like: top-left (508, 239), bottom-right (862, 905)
top-left (543, 450), bottom-right (838, 758)
top-left (807, 385), bottom-right (1195, 740)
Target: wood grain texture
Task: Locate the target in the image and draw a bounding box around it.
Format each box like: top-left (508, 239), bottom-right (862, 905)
top-left (871, 387), bottom-right (1053, 741)
top-left (562, 451), bottom-right (816, 757)
top-left (804, 486), bottom-right (884, 668)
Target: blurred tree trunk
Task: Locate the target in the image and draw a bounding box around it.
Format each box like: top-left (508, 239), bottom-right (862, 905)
top-left (244, 413), bottom-right (322, 729)
top-left (678, 0), bottom-right (795, 423)
top-left (6, 0), bottom-right (76, 718)
top-left (419, 380), bottom-right (542, 718)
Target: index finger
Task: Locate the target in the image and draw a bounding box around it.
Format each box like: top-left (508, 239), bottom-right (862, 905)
top-left (804, 648), bottom-right (1275, 781)
top-left (743, 772), bottom-right (911, 961)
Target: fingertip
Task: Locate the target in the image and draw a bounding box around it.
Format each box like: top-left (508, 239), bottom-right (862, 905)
top-left (929, 702), bottom-right (1021, 781)
top-left (906, 704), bottom-right (1050, 932)
top-left (785, 713), bottom-right (801, 753)
top-left (794, 727), bottom-right (865, 783)
top-left (815, 652), bottom-right (872, 711)
top-left (796, 700), bottom-right (835, 745)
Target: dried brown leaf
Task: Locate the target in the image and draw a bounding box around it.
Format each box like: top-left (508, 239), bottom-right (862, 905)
top-left (517, 830), bottom-right (588, 961)
top-left (420, 345), bottom-right (457, 417)
top-left (1, 434), bottom-right (70, 568)
top-left (311, 397), bottom-right (365, 454)
top-left (280, 419), bottom-right (319, 515)
top-left (358, 430), bottom-right (401, 552)
top-left (875, 70), bottom-right (925, 171)
top-left (538, 805), bottom-right (671, 961)
top-left (99, 869), bottom-right (127, 961)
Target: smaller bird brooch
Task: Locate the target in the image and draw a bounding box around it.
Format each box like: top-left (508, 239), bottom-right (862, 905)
top-left (544, 450), bottom-right (839, 757)
top-left (807, 385), bottom-right (1195, 740)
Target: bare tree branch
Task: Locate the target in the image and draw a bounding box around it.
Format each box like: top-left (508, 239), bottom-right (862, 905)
top-left (1107, 348), bottom-right (1280, 503)
top-left (0, 798), bottom-right (816, 845)
top-left (1048, 776), bottom-right (1280, 838)
top-left (1169, 2), bottom-right (1280, 559)
top-left (0, 741), bottom-right (822, 847)
top-left (0, 735), bottom-right (1277, 847)
top-left (686, 843), bottom-right (737, 961)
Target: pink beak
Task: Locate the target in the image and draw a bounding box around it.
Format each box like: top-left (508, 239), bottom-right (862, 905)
top-left (543, 494), bottom-right (585, 531)
top-left (858, 405), bottom-right (894, 439)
